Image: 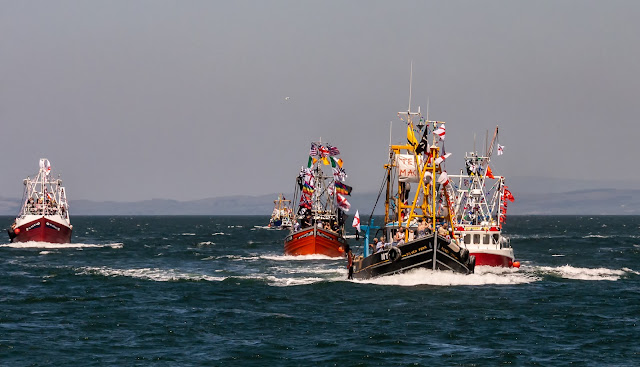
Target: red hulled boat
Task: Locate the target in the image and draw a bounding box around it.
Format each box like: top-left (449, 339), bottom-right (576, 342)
top-left (450, 127), bottom-right (519, 268)
top-left (7, 159), bottom-right (72, 243)
top-left (284, 142), bottom-right (351, 257)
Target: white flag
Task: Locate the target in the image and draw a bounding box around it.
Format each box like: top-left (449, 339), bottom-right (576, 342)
top-left (434, 153), bottom-right (452, 166)
top-left (39, 159), bottom-right (51, 176)
top-left (352, 210), bottom-right (361, 232)
top-left (433, 124), bottom-right (446, 140)
top-left (437, 171), bottom-right (450, 186)
top-left (497, 144), bottom-right (504, 156)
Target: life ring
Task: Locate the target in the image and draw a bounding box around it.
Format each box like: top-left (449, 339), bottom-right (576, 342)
top-left (388, 246), bottom-right (402, 262)
top-left (459, 247), bottom-right (469, 263)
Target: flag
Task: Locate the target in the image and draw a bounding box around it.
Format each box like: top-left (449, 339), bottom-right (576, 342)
top-left (39, 159), bottom-right (51, 176)
top-left (307, 156), bottom-right (313, 168)
top-left (433, 124), bottom-right (445, 140)
top-left (330, 157), bottom-right (337, 168)
top-left (337, 193), bottom-right (351, 212)
top-left (318, 145), bottom-right (330, 157)
top-left (335, 158), bottom-right (344, 168)
top-left (497, 144), bottom-right (504, 156)
top-left (333, 167), bottom-right (347, 182)
top-left (302, 183), bottom-right (315, 195)
top-left (309, 143), bottom-right (319, 157)
top-left (437, 171), bottom-right (449, 186)
top-left (327, 182), bottom-right (335, 197)
top-left (407, 124), bottom-right (418, 148)
top-left (352, 210), bottom-right (361, 232)
top-left (321, 157), bottom-right (330, 165)
top-left (326, 144), bottom-right (340, 156)
top-left (300, 195), bottom-right (312, 209)
top-left (504, 188), bottom-right (515, 202)
top-left (334, 181), bottom-right (353, 195)
top-left (486, 166), bottom-right (495, 179)
top-left (434, 153), bottom-right (452, 166)
top-left (415, 128), bottom-right (430, 154)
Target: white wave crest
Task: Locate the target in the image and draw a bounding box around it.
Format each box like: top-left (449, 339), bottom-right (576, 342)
top-left (537, 265), bottom-right (628, 281)
top-left (0, 242), bottom-right (122, 249)
top-left (355, 266), bottom-right (538, 287)
top-left (77, 266), bottom-right (225, 282)
top-left (181, 233), bottom-right (196, 236)
top-left (197, 241), bottom-right (216, 246)
top-left (261, 254), bottom-right (343, 261)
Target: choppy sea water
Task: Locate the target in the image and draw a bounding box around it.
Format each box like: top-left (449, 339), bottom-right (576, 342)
top-left (1, 215), bottom-right (638, 366)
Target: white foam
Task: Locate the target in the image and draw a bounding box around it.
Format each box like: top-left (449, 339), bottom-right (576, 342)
top-left (0, 241), bottom-right (122, 249)
top-left (181, 233), bottom-right (196, 236)
top-left (536, 265), bottom-right (628, 281)
top-left (261, 254), bottom-right (343, 261)
top-left (77, 266), bottom-right (225, 282)
top-left (197, 241), bottom-right (216, 246)
top-left (355, 266), bottom-right (538, 287)
top-left (211, 232), bottom-right (226, 236)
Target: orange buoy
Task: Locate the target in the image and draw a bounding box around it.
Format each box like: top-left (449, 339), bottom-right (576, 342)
top-left (513, 261), bottom-right (520, 268)
top-left (14, 228), bottom-right (20, 234)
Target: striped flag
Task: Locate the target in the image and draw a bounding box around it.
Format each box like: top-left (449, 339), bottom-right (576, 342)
top-left (434, 124), bottom-right (445, 141)
top-left (309, 143), bottom-right (319, 157)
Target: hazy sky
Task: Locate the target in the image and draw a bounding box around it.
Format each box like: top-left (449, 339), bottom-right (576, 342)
top-left (1, 1), bottom-right (639, 201)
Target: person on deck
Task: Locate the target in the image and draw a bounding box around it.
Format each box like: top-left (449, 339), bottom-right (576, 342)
top-left (375, 237), bottom-right (385, 253)
top-left (437, 222), bottom-right (451, 239)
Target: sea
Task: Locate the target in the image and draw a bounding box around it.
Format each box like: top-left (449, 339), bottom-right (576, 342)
top-left (1, 215), bottom-right (638, 366)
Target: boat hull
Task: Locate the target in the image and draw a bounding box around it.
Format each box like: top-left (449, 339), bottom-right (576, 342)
top-left (353, 234), bottom-right (475, 280)
top-left (470, 249), bottom-right (515, 267)
top-left (284, 226), bottom-right (347, 257)
top-left (8, 217), bottom-right (72, 243)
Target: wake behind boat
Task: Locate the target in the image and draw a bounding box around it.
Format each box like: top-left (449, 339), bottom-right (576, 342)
top-left (284, 142), bottom-right (352, 257)
top-left (7, 158), bottom-right (72, 243)
top-left (352, 100), bottom-right (475, 280)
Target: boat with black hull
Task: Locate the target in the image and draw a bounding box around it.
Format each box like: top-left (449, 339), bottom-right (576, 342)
top-left (352, 88), bottom-right (475, 279)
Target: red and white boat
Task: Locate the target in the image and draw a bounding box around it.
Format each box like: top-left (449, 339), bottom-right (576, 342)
top-left (284, 142), bottom-right (351, 257)
top-left (449, 127), bottom-right (519, 268)
top-left (7, 159), bottom-right (72, 243)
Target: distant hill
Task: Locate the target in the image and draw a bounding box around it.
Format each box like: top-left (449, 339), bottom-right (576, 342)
top-left (0, 189), bottom-right (638, 216)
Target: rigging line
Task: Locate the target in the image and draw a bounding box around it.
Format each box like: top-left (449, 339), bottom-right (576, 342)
top-left (367, 156), bottom-right (393, 226)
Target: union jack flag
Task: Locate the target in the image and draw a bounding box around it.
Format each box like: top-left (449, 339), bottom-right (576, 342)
top-left (318, 144), bottom-right (330, 157)
top-left (326, 144), bottom-right (340, 156)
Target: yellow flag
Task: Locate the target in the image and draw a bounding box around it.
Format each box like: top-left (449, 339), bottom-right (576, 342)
top-left (407, 124), bottom-right (418, 148)
top-left (336, 158), bottom-right (343, 168)
top-left (322, 157), bottom-right (330, 165)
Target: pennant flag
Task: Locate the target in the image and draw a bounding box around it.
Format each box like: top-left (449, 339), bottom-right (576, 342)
top-left (504, 188), bottom-right (515, 202)
top-left (434, 153), bottom-right (452, 166)
top-left (486, 166), bottom-right (495, 179)
top-left (334, 181), bottom-right (353, 195)
top-left (407, 124), bottom-right (418, 148)
top-left (415, 128), bottom-right (430, 154)
top-left (433, 124), bottom-right (446, 140)
top-left (309, 143), bottom-right (319, 157)
top-left (497, 144), bottom-right (504, 156)
top-left (326, 144), bottom-right (340, 156)
top-left (337, 193), bottom-right (351, 212)
top-left (318, 145), bottom-right (330, 157)
top-left (352, 210), bottom-right (361, 232)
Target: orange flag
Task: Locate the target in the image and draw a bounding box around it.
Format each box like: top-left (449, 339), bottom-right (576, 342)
top-left (486, 166), bottom-right (495, 179)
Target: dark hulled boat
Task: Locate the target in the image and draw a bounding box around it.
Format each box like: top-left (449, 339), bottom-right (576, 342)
top-left (351, 96), bottom-right (475, 279)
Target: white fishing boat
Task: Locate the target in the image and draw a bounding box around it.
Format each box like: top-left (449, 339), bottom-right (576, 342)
top-left (449, 127), bottom-right (519, 267)
top-left (268, 194), bottom-right (293, 229)
top-left (7, 159), bottom-right (72, 243)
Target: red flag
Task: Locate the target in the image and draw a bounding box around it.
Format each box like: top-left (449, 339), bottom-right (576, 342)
top-left (504, 188), bottom-right (515, 202)
top-left (486, 166), bottom-right (495, 179)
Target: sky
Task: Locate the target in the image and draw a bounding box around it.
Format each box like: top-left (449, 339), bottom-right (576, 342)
top-left (1, 1), bottom-right (639, 201)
